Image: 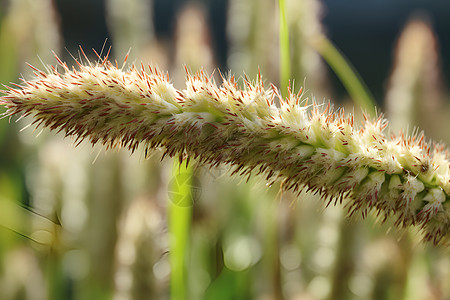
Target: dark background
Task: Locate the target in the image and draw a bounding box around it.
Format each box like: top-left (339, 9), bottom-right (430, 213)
top-left (50, 0), bottom-right (450, 101)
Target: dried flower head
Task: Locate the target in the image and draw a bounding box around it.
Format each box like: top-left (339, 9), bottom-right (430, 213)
top-left (1, 53), bottom-right (449, 246)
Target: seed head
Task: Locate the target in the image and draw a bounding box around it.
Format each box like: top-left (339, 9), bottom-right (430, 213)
top-left (1, 55), bottom-right (449, 246)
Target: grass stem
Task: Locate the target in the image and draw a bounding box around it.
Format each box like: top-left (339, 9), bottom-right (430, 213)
top-left (169, 158), bottom-right (194, 300)
top-left (278, 0), bottom-right (291, 97)
top-left (311, 35), bottom-right (377, 115)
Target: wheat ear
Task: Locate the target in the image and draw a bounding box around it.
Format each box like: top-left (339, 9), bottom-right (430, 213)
top-left (1, 56), bottom-right (449, 246)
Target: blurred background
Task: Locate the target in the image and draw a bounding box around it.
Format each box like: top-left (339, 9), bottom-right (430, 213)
top-left (0, 0), bottom-right (449, 299)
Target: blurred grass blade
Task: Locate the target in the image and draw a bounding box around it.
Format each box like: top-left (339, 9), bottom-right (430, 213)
top-left (278, 0), bottom-right (291, 97)
top-left (169, 158), bottom-right (194, 300)
top-left (312, 35), bottom-right (377, 115)
top-left (271, 1), bottom-right (288, 298)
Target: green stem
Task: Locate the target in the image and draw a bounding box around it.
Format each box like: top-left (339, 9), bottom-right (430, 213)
top-left (267, 1), bottom-right (289, 298)
top-left (278, 0), bottom-right (291, 97)
top-left (311, 35), bottom-right (377, 116)
top-left (169, 158), bottom-right (194, 300)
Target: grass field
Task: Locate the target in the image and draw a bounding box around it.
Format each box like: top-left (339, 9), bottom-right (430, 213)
top-left (0, 1), bottom-right (449, 299)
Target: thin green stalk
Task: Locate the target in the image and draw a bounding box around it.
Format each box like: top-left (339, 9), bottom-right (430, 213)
top-left (278, 0), bottom-right (291, 97)
top-left (311, 35), bottom-right (376, 115)
top-left (266, 2), bottom-right (290, 298)
top-left (169, 158), bottom-right (194, 300)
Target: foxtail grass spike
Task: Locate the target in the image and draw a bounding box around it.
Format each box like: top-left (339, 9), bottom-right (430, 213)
top-left (1, 55), bottom-right (449, 246)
